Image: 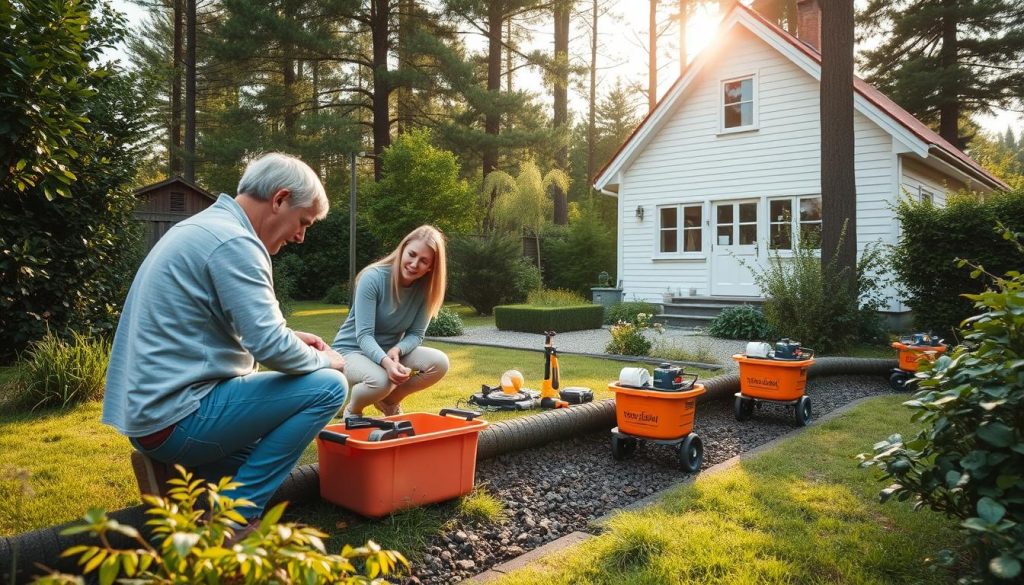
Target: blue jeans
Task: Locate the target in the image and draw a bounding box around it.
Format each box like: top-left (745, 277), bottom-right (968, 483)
top-left (131, 369), bottom-right (347, 520)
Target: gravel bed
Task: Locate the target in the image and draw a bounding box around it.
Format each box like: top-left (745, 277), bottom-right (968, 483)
top-left (406, 374), bottom-right (894, 584)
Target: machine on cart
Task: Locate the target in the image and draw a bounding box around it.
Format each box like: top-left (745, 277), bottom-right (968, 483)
top-left (608, 363), bottom-right (705, 472)
top-left (732, 338), bottom-right (816, 426)
top-left (889, 333), bottom-right (946, 391)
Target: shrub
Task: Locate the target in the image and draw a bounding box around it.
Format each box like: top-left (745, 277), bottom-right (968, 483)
top-left (606, 313), bottom-right (662, 356)
top-left (494, 304), bottom-right (604, 333)
top-left (12, 331), bottom-right (110, 410)
top-left (539, 204), bottom-right (616, 296)
top-left (449, 235), bottom-right (542, 315)
top-left (893, 189), bottom-right (1024, 339)
top-left (650, 336), bottom-right (717, 365)
top-left (526, 288), bottom-right (588, 307)
top-left (34, 466), bottom-right (407, 584)
top-left (752, 229), bottom-right (888, 354)
top-left (426, 307), bottom-right (465, 336)
top-left (707, 305), bottom-right (775, 340)
top-left (276, 210), bottom-right (381, 300)
top-left (604, 301), bottom-right (658, 326)
top-left (321, 281), bottom-right (350, 305)
top-left (859, 226), bottom-right (1024, 583)
top-left (272, 254), bottom-right (303, 317)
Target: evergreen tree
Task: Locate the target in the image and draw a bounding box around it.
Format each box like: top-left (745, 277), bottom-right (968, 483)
top-left (858, 1), bottom-right (1024, 149)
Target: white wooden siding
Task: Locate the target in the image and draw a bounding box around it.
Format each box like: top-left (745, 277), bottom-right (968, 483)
top-left (900, 157), bottom-right (966, 207)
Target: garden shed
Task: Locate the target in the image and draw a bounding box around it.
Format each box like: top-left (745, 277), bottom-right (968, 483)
top-left (132, 176), bottom-right (216, 251)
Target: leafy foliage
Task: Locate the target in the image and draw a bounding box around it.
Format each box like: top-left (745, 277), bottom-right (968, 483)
top-left (859, 226), bottom-right (1024, 584)
top-left (526, 288), bottom-right (588, 307)
top-left (33, 466), bottom-right (407, 585)
top-left (277, 210), bottom-right (381, 301)
top-left (366, 130), bottom-right (477, 249)
top-left (707, 305), bottom-right (776, 340)
top-left (893, 190), bottom-right (1024, 340)
top-left (540, 203), bottom-right (616, 297)
top-left (322, 282), bottom-right (351, 305)
top-left (486, 158), bottom-right (570, 270)
top-left (0, 4), bottom-right (148, 361)
top-left (272, 254), bottom-right (303, 318)
top-left (606, 313), bottom-right (663, 357)
top-left (604, 301), bottom-right (658, 326)
top-left (494, 304), bottom-right (604, 334)
top-left (752, 229), bottom-right (888, 353)
top-left (425, 306), bottom-right (465, 337)
top-left (10, 331), bottom-right (110, 411)
top-left (448, 235), bottom-right (542, 315)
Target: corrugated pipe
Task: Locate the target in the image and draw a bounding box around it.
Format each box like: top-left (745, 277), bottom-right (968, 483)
top-left (1, 357), bottom-right (894, 582)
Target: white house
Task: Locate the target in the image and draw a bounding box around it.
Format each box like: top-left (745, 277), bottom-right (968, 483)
top-left (592, 1), bottom-right (1007, 325)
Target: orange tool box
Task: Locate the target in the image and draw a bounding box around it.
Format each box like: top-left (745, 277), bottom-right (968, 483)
top-left (609, 382), bottom-right (705, 440)
top-left (891, 341), bottom-right (947, 372)
top-left (732, 354), bottom-right (814, 402)
top-left (317, 409), bottom-right (487, 517)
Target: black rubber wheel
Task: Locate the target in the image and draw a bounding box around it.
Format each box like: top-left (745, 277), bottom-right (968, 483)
top-left (794, 396), bottom-right (812, 427)
top-left (611, 435), bottom-right (637, 460)
top-left (889, 371), bottom-right (911, 392)
top-left (679, 433), bottom-right (704, 473)
top-left (734, 396), bottom-right (755, 421)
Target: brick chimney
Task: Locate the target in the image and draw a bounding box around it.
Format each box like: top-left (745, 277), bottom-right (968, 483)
top-left (796, 0), bottom-right (821, 52)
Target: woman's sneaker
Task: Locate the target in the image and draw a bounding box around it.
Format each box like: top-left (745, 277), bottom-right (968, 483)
top-left (375, 400), bottom-right (402, 417)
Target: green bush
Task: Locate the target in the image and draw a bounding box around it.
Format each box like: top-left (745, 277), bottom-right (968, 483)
top-left (752, 229), bottom-right (888, 354)
top-left (540, 204), bottom-right (616, 296)
top-left (494, 304), bottom-right (604, 333)
top-left (321, 281), bottom-right (350, 305)
top-left (272, 254), bottom-right (303, 318)
top-left (34, 466), bottom-right (407, 584)
top-left (707, 305), bottom-right (775, 340)
top-left (859, 227), bottom-right (1024, 583)
top-left (449, 235), bottom-right (542, 315)
top-left (12, 331), bottom-right (110, 410)
top-left (893, 190), bottom-right (1024, 339)
top-left (426, 306), bottom-right (465, 336)
top-left (604, 301), bottom-right (658, 326)
top-left (526, 288), bottom-right (588, 307)
top-left (276, 210), bottom-right (380, 300)
top-left (606, 312), bottom-right (662, 356)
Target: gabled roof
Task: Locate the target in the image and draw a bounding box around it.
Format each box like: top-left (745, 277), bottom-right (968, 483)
top-left (133, 176), bottom-right (217, 201)
top-left (594, 3), bottom-right (1008, 193)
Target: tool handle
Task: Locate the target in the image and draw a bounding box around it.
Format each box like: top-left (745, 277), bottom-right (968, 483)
top-left (318, 430), bottom-right (349, 445)
top-left (439, 408), bottom-right (482, 420)
top-left (798, 348), bottom-right (815, 359)
top-left (678, 372), bottom-right (699, 389)
top-left (345, 417), bottom-right (396, 431)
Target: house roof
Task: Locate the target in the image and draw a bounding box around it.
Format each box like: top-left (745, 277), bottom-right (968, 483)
top-left (594, 3), bottom-right (1008, 193)
top-left (133, 176), bottom-right (218, 201)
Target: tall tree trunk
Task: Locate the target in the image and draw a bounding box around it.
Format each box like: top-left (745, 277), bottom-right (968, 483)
top-left (482, 1), bottom-right (504, 232)
top-left (396, 0), bottom-right (412, 134)
top-left (371, 0), bottom-right (391, 180)
top-left (648, 0), bottom-right (657, 112)
top-left (938, 0), bottom-right (960, 148)
top-left (587, 0), bottom-right (598, 190)
top-left (170, 0), bottom-right (183, 176)
top-left (678, 0), bottom-right (687, 75)
top-left (505, 18), bottom-right (513, 92)
top-left (183, 0), bottom-right (196, 182)
top-left (552, 0), bottom-right (570, 225)
top-left (819, 0), bottom-right (856, 278)
top-left (282, 57), bottom-right (296, 143)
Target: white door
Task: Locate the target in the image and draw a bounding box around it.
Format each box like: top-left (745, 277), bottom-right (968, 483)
top-left (711, 200), bottom-right (760, 296)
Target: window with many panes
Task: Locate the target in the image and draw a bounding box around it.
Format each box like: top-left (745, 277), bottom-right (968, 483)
top-left (658, 204), bottom-right (703, 254)
top-left (721, 75), bottom-right (755, 130)
top-left (768, 195), bottom-right (821, 249)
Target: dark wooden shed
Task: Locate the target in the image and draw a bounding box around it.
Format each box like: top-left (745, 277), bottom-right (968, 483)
top-left (133, 176), bottom-right (217, 251)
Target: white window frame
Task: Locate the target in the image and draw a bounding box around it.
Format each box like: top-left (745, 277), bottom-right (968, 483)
top-left (766, 194), bottom-right (822, 252)
top-left (718, 74), bottom-right (758, 134)
top-left (654, 203), bottom-right (705, 259)
top-left (919, 187), bottom-right (934, 204)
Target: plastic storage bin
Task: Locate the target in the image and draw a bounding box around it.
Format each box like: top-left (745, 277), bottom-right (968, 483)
top-left (891, 341), bottom-right (947, 372)
top-left (608, 382), bottom-right (705, 440)
top-left (316, 409), bottom-right (487, 517)
top-left (732, 355), bottom-right (814, 401)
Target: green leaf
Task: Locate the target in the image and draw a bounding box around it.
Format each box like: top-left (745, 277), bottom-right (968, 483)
top-left (98, 554), bottom-right (118, 585)
top-left (171, 532), bottom-right (200, 557)
top-left (977, 497), bottom-right (1006, 523)
top-left (977, 422), bottom-right (1015, 447)
top-left (989, 556), bottom-right (1021, 580)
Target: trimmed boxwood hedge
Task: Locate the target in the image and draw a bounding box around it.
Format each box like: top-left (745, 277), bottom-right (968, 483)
top-left (494, 304), bottom-right (604, 333)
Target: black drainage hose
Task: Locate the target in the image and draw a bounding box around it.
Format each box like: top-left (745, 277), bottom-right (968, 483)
top-left (0, 357), bottom-right (895, 582)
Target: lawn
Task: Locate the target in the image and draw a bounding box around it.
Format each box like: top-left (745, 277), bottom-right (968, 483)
top-left (489, 394), bottom-right (962, 585)
top-left (287, 300), bottom-right (494, 342)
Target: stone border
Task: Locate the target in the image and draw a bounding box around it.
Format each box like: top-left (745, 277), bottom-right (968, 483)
top-left (465, 394), bottom-right (880, 583)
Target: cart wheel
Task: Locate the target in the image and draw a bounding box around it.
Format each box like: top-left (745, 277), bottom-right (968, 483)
top-left (611, 435), bottom-right (637, 460)
top-left (734, 396), bottom-right (755, 421)
top-left (794, 396), bottom-right (812, 427)
top-left (679, 434), bottom-right (704, 473)
top-left (889, 371), bottom-right (910, 392)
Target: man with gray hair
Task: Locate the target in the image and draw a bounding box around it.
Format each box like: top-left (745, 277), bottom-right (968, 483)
top-left (104, 153), bottom-right (347, 536)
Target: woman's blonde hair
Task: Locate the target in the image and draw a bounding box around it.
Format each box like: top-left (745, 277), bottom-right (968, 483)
top-left (361, 225), bottom-right (447, 318)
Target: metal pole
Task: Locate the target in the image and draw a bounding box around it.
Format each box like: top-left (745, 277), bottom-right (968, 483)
top-left (348, 152), bottom-right (357, 304)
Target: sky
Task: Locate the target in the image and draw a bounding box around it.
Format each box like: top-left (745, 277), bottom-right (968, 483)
top-left (106, 0), bottom-right (1021, 137)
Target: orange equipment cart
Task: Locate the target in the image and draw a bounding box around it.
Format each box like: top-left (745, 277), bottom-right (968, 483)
top-left (608, 368), bottom-right (705, 472)
top-left (732, 354), bottom-right (815, 426)
top-left (889, 338), bottom-right (947, 391)
top-left (317, 409), bottom-right (487, 517)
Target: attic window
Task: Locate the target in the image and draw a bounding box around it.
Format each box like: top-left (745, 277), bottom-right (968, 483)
top-left (721, 75), bottom-right (757, 132)
top-left (170, 191), bottom-right (185, 213)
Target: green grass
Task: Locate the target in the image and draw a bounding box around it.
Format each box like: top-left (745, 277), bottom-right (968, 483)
top-left (287, 301), bottom-right (495, 340)
top-left (490, 394), bottom-right (961, 585)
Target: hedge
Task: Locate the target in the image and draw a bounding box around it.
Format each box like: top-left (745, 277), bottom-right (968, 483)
top-left (494, 304), bottom-right (604, 333)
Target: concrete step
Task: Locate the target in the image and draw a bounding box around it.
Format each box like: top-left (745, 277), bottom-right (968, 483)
top-left (653, 313), bottom-right (715, 329)
top-left (664, 295), bottom-right (763, 306)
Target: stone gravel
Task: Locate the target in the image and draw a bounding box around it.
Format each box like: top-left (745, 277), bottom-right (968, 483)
top-left (406, 374), bottom-right (895, 584)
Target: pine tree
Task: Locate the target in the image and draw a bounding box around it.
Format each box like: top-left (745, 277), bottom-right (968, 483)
top-left (858, 0), bottom-right (1024, 150)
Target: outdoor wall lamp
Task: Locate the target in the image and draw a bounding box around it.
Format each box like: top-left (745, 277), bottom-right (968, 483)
top-left (635, 205), bottom-right (645, 221)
